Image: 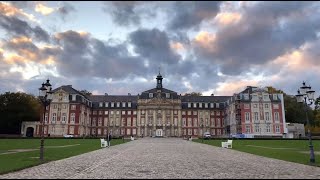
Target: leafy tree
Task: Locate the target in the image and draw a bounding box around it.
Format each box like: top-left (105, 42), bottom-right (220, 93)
top-left (80, 90), bottom-right (92, 96)
top-left (0, 92), bottom-right (41, 134)
top-left (184, 92), bottom-right (202, 96)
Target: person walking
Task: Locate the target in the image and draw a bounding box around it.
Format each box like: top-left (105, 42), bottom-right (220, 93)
top-left (107, 132), bottom-right (112, 147)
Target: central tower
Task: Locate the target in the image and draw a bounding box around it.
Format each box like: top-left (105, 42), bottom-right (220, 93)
top-left (156, 71), bottom-right (163, 89)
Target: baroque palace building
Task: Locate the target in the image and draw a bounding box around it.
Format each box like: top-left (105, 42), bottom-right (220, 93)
top-left (21, 72), bottom-right (287, 138)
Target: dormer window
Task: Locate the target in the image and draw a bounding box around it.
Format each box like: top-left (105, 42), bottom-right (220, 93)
top-left (105, 102), bottom-right (108, 107)
top-left (122, 102), bottom-right (126, 107)
top-left (193, 103), bottom-right (197, 108)
top-left (244, 94), bottom-right (249, 100)
top-left (72, 94), bottom-right (76, 101)
top-left (128, 102), bottom-right (131, 107)
top-left (149, 93), bottom-right (153, 98)
top-left (99, 102), bottom-right (103, 107)
top-left (166, 93), bottom-right (170, 98)
top-left (273, 94), bottom-right (277, 100)
top-left (216, 103), bottom-right (219, 108)
top-left (188, 103), bottom-right (191, 108)
top-left (111, 102), bottom-right (114, 107)
top-left (117, 102), bottom-right (120, 107)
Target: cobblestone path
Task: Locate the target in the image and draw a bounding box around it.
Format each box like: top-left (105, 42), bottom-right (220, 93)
top-left (1, 138), bottom-right (320, 179)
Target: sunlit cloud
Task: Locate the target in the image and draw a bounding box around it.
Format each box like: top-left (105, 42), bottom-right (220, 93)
top-left (35, 3), bottom-right (55, 15)
top-left (193, 31), bottom-right (217, 53)
top-left (214, 12), bottom-right (242, 26)
top-left (0, 2), bottom-right (37, 22)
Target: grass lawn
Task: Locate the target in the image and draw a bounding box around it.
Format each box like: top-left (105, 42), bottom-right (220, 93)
top-left (193, 139), bottom-right (320, 167)
top-left (0, 138), bottom-right (129, 175)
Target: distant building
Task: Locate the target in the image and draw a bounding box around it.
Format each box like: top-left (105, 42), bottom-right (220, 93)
top-left (21, 73), bottom-right (286, 138)
top-left (225, 86), bottom-right (286, 138)
top-left (284, 123), bottom-right (305, 138)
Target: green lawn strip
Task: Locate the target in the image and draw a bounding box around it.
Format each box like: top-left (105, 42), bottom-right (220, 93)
top-left (193, 139), bottom-right (320, 167)
top-left (0, 139), bottom-right (129, 175)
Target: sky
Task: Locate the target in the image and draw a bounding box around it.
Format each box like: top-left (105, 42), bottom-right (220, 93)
top-left (1, 1), bottom-right (320, 98)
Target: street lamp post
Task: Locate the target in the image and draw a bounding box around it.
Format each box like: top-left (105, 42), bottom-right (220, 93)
top-left (295, 81), bottom-right (315, 164)
top-left (38, 79), bottom-right (53, 163)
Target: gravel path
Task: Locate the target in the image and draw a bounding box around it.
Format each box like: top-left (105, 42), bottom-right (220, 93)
top-left (1, 138), bottom-right (320, 179)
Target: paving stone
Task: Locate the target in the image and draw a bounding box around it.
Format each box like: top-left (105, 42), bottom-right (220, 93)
top-left (1, 138), bottom-right (320, 179)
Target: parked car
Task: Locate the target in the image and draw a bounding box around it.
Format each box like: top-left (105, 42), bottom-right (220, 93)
top-left (203, 132), bottom-right (211, 139)
top-left (63, 134), bottom-right (74, 138)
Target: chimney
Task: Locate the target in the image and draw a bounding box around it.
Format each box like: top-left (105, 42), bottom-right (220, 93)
top-left (105, 93), bottom-right (108, 96)
top-left (128, 93), bottom-right (131, 96)
top-left (211, 94), bottom-right (214, 96)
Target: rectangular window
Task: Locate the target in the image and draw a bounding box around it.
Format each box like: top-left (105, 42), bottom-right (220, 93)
top-left (253, 104), bottom-right (258, 108)
top-left (93, 110), bottom-right (97, 115)
top-left (188, 111), bottom-right (191, 115)
top-left (126, 129), bottom-right (131, 135)
top-left (205, 103), bottom-right (208, 108)
top-left (193, 118), bottom-right (197, 127)
top-left (71, 113), bottom-right (75, 123)
top-left (211, 111), bottom-right (215, 116)
top-left (104, 117), bottom-right (108, 126)
top-left (210, 103), bottom-right (214, 108)
top-left (166, 93), bottom-right (170, 98)
top-left (188, 129), bottom-right (192, 135)
top-left (141, 110), bottom-right (145, 115)
top-left (182, 111), bottom-right (186, 115)
top-left (246, 125), bottom-right (251, 133)
top-left (199, 103), bottom-right (202, 108)
top-left (193, 103), bottom-right (197, 108)
top-left (99, 102), bottom-right (103, 107)
top-left (273, 94), bottom-right (278, 100)
top-left (188, 103), bottom-right (191, 108)
top-left (128, 111), bottom-right (131, 115)
top-left (265, 104), bottom-right (269, 109)
top-left (174, 118), bottom-right (178, 126)
top-left (188, 118), bottom-right (192, 127)
top-left (133, 111), bottom-right (136, 115)
top-left (194, 129), bottom-right (198, 135)
top-left (104, 111), bottom-right (108, 115)
top-left (128, 102), bottom-right (131, 107)
top-left (45, 113), bottom-right (48, 123)
top-left (211, 118), bottom-right (215, 127)
top-left (216, 103), bottom-right (220, 108)
top-left (183, 118), bottom-right (186, 127)
top-left (62, 113), bottom-right (66, 123)
top-left (265, 112), bottom-right (270, 121)
top-left (105, 102), bottom-right (108, 107)
top-left (254, 112), bottom-right (259, 121)
top-left (275, 125), bottom-right (280, 133)
top-left (264, 95), bottom-right (268, 100)
top-left (174, 110), bottom-right (177, 115)
top-left (52, 113), bottom-right (56, 123)
top-left (244, 104), bottom-right (250, 109)
top-left (99, 111), bottom-right (103, 115)
top-left (216, 118), bottom-right (221, 127)
top-left (122, 111), bottom-right (126, 115)
top-left (266, 125), bottom-right (271, 133)
top-left (132, 118), bottom-right (136, 126)
top-left (149, 93), bottom-right (153, 98)
top-left (116, 110), bottom-right (120, 115)
top-left (117, 102), bottom-right (120, 107)
top-left (127, 117), bottom-right (131, 126)
top-left (193, 111), bottom-right (197, 115)
top-left (255, 125), bottom-right (260, 133)
top-left (110, 111), bottom-right (114, 115)
top-left (274, 112), bottom-right (280, 122)
top-left (122, 102), bottom-right (126, 107)
top-left (116, 117), bottom-right (120, 126)
top-left (205, 118), bottom-right (209, 126)
top-left (69, 126), bottom-right (74, 134)
top-left (217, 111), bottom-right (220, 116)
top-left (98, 118), bottom-right (102, 126)
top-left (245, 112), bottom-right (250, 122)
top-left (72, 95), bottom-right (76, 101)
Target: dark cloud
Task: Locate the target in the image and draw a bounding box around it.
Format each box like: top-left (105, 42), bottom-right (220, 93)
top-left (129, 28), bottom-right (181, 65)
top-left (0, 15), bottom-right (50, 42)
top-left (104, 1), bottom-right (141, 26)
top-left (194, 1), bottom-right (320, 75)
top-left (58, 2), bottom-right (76, 21)
top-left (167, 1), bottom-right (221, 31)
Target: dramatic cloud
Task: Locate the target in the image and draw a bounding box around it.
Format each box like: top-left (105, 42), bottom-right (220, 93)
top-left (1, 1), bottom-right (320, 98)
top-left (0, 14), bottom-right (49, 42)
top-left (167, 1), bottom-right (221, 31)
top-left (193, 1), bottom-right (320, 76)
top-left (129, 28), bottom-right (181, 65)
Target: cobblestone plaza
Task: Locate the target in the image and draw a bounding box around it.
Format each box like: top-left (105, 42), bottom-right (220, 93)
top-left (1, 138), bottom-right (320, 179)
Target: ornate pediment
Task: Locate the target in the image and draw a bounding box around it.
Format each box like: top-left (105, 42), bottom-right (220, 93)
top-left (147, 97), bottom-right (174, 106)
